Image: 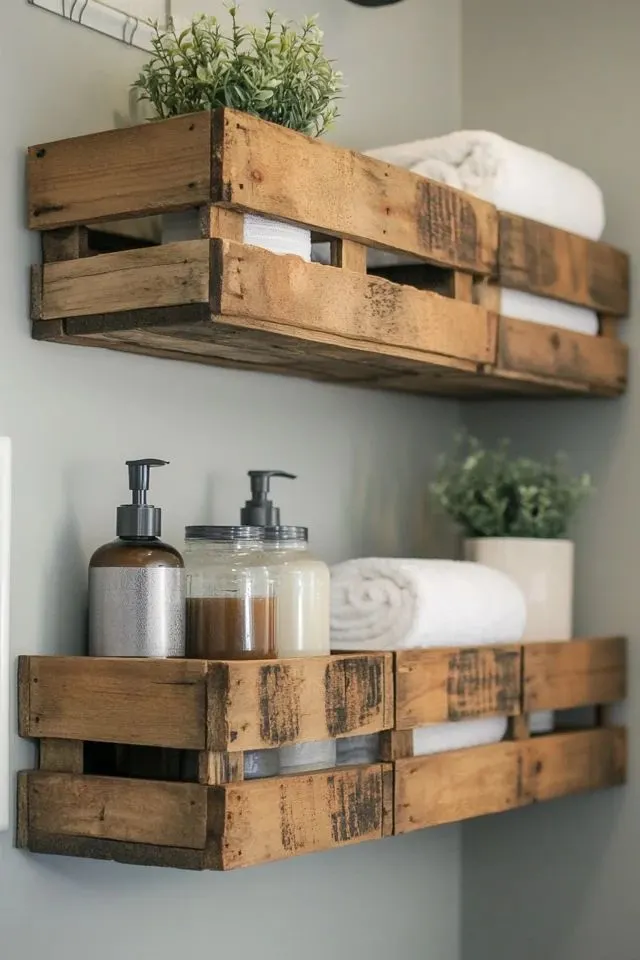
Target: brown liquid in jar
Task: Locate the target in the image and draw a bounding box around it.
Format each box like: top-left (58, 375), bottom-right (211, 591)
top-left (186, 597), bottom-right (277, 659)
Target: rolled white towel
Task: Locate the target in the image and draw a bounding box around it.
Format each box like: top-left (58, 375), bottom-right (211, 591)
top-left (336, 717), bottom-right (508, 766)
top-left (366, 130), bottom-right (605, 239)
top-left (330, 559), bottom-right (526, 652)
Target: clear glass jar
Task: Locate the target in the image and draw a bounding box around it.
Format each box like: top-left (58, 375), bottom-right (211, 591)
top-left (262, 526), bottom-right (335, 773)
top-left (184, 526), bottom-right (276, 660)
top-left (184, 526), bottom-right (278, 780)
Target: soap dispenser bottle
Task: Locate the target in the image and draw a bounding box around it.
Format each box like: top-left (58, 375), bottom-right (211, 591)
top-left (242, 470), bottom-right (334, 773)
top-left (89, 459), bottom-right (185, 658)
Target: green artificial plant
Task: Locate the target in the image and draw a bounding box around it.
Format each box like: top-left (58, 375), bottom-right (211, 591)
top-left (134, 7), bottom-right (343, 136)
top-left (431, 435), bottom-right (593, 539)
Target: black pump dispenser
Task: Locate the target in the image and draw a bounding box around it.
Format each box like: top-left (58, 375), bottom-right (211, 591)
top-left (240, 470), bottom-right (296, 526)
top-left (116, 459), bottom-right (168, 539)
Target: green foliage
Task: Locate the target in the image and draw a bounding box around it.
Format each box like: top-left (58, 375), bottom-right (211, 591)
top-left (133, 7), bottom-right (343, 136)
top-left (431, 435), bottom-right (593, 539)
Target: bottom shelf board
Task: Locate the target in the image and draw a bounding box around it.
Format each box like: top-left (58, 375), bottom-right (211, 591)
top-left (396, 727), bottom-right (626, 833)
top-left (17, 728), bottom-right (626, 871)
top-left (18, 762), bottom-right (394, 871)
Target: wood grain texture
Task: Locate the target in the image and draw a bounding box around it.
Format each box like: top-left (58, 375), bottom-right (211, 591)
top-left (198, 750), bottom-right (244, 786)
top-left (28, 113), bottom-right (212, 229)
top-left (23, 832), bottom-right (207, 871)
top-left (209, 764), bottom-right (390, 869)
top-left (498, 316), bottom-right (628, 392)
top-left (42, 226), bottom-right (89, 263)
top-left (39, 739), bottom-right (84, 774)
top-left (394, 742), bottom-right (521, 832)
top-left (26, 773), bottom-right (208, 849)
top-left (39, 240), bottom-right (210, 320)
top-left (523, 637), bottom-right (627, 712)
top-left (214, 109), bottom-right (497, 273)
top-left (206, 654), bottom-right (393, 752)
top-left (203, 205), bottom-right (244, 241)
top-left (216, 240), bottom-right (496, 365)
top-left (498, 213), bottom-right (630, 315)
top-left (394, 646), bottom-right (521, 729)
top-left (379, 730), bottom-right (413, 761)
top-left (521, 728), bottom-right (627, 803)
top-left (330, 239), bottom-right (368, 272)
top-left (20, 656), bottom-right (208, 749)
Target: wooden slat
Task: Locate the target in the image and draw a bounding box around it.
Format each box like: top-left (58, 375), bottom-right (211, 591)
top-left (394, 742), bottom-right (521, 832)
top-left (203, 206), bottom-right (244, 241)
top-left (521, 728), bottom-right (627, 802)
top-left (206, 654), bottom-right (393, 752)
top-left (394, 646), bottom-right (521, 729)
top-left (523, 637), bottom-right (627, 712)
top-left (498, 316), bottom-right (628, 392)
top-left (39, 739), bottom-right (84, 773)
top-left (209, 764), bottom-right (389, 869)
top-left (22, 831), bottom-right (207, 871)
top-left (498, 213), bottom-right (629, 315)
top-left (26, 773), bottom-right (208, 849)
top-left (379, 730), bottom-right (414, 761)
top-left (38, 240), bottom-right (210, 321)
top-left (42, 226), bottom-right (89, 263)
top-left (216, 240), bottom-right (496, 365)
top-left (198, 751), bottom-right (244, 786)
top-left (214, 109), bottom-right (497, 274)
top-left (330, 239), bottom-right (368, 272)
top-left (28, 112), bottom-right (212, 229)
top-left (19, 656), bottom-right (208, 749)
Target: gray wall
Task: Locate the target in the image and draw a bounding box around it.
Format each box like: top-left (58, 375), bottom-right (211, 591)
top-left (1, 3), bottom-right (462, 959)
top-left (460, 2), bottom-right (639, 959)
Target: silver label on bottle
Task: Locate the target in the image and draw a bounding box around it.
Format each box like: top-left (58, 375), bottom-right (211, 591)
top-left (89, 567), bottom-right (185, 657)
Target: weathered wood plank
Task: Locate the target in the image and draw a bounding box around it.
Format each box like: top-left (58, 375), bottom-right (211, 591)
top-left (209, 764), bottom-right (389, 869)
top-left (198, 750), bottom-right (244, 786)
top-left (523, 637), bottom-right (627, 712)
top-left (498, 316), bottom-right (628, 391)
top-left (26, 773), bottom-right (208, 849)
top-left (394, 742), bottom-right (521, 832)
top-left (39, 739), bottom-right (84, 774)
top-left (379, 730), bottom-right (413, 761)
top-left (42, 226), bottom-right (89, 263)
top-left (28, 113), bottom-right (212, 229)
top-left (330, 238), bottom-right (368, 272)
top-left (24, 832), bottom-right (208, 871)
top-left (20, 656), bottom-right (208, 749)
top-left (206, 654), bottom-right (393, 752)
top-left (39, 240), bottom-right (210, 321)
top-left (498, 213), bottom-right (629, 315)
top-left (394, 646), bottom-right (521, 730)
top-left (214, 109), bottom-right (497, 274)
top-left (521, 728), bottom-right (626, 803)
top-left (216, 240), bottom-right (496, 365)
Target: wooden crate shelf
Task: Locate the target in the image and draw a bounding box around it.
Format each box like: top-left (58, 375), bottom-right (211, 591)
top-left (27, 108), bottom-right (629, 398)
top-left (391, 636), bottom-right (627, 833)
top-left (17, 638), bottom-right (627, 871)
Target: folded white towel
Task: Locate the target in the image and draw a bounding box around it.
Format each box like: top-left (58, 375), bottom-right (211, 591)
top-left (330, 559), bottom-right (526, 651)
top-left (336, 717), bottom-right (508, 766)
top-left (367, 130), bottom-right (605, 239)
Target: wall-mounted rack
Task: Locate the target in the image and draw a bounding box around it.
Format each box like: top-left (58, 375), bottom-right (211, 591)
top-left (17, 637), bottom-right (627, 870)
top-left (27, 109), bottom-right (629, 397)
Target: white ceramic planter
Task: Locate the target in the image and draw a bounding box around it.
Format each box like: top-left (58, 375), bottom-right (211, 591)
top-left (464, 538), bottom-right (575, 734)
top-left (162, 210), bottom-right (311, 261)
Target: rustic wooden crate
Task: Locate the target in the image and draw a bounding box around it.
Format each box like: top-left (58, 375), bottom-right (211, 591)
top-left (391, 637), bottom-right (627, 833)
top-left (26, 108), bottom-right (629, 398)
top-left (17, 652), bottom-right (394, 870)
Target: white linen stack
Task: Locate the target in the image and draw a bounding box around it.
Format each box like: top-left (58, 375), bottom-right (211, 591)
top-left (331, 558), bottom-right (527, 762)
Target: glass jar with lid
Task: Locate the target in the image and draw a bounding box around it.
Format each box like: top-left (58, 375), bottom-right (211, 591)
top-left (184, 525), bottom-right (276, 660)
top-left (184, 525), bottom-right (278, 779)
top-left (262, 525), bottom-right (335, 773)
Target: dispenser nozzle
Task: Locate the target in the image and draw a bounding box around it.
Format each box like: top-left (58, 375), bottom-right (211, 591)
top-left (126, 459), bottom-right (169, 506)
top-left (241, 470), bottom-right (296, 526)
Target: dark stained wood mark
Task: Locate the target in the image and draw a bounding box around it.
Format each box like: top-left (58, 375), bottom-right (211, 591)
top-left (416, 180), bottom-right (481, 270)
top-left (446, 647), bottom-right (521, 720)
top-left (259, 663), bottom-right (300, 745)
top-left (328, 768), bottom-right (382, 843)
top-left (324, 656), bottom-right (383, 737)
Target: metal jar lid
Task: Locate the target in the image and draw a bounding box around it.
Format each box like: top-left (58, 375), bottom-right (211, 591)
top-left (262, 526), bottom-right (308, 542)
top-left (185, 525), bottom-right (264, 542)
